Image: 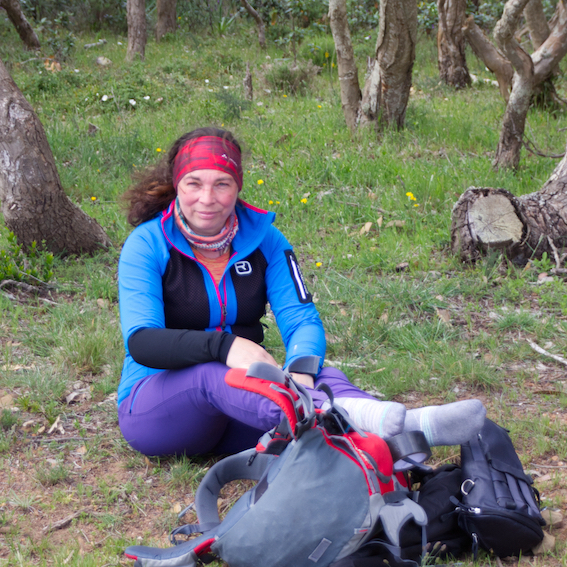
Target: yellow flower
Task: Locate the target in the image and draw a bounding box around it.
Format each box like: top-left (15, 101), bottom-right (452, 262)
top-left (301, 198), bottom-right (308, 204)
top-left (276, 201), bottom-right (280, 204)
top-left (316, 262), bottom-right (322, 267)
top-left (317, 105), bottom-right (322, 108)
top-left (178, 16), bottom-right (182, 19)
top-left (269, 200), bottom-right (274, 205)
top-left (283, 94), bottom-right (287, 98)
top-left (325, 52), bottom-right (329, 58)
top-left (156, 148), bottom-right (162, 152)
top-left (405, 191), bottom-right (413, 198)
top-left (91, 196), bottom-right (97, 201)
top-left (331, 63), bottom-right (335, 68)
top-left (258, 179), bottom-right (264, 185)
top-left (414, 203), bottom-right (419, 207)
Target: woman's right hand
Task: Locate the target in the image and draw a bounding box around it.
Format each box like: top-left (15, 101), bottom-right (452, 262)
top-left (226, 336), bottom-right (279, 369)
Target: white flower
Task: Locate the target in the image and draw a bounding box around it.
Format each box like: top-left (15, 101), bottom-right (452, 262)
top-left (101, 95), bottom-right (108, 101)
top-left (143, 95), bottom-right (150, 100)
top-left (223, 86), bottom-right (229, 90)
top-left (74, 69), bottom-right (80, 73)
top-left (205, 79), bottom-right (209, 83)
top-left (365, 36), bottom-right (370, 40)
top-left (117, 41), bottom-right (123, 45)
top-left (129, 99), bottom-right (136, 106)
top-left (85, 97), bottom-right (88, 101)
top-left (208, 89), bottom-right (213, 92)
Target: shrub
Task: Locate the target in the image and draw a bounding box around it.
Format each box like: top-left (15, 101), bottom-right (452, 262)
top-left (260, 58), bottom-right (321, 95)
top-left (0, 231), bottom-right (54, 285)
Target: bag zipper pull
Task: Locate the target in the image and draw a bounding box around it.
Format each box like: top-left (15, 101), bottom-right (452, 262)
top-left (472, 533), bottom-right (479, 560)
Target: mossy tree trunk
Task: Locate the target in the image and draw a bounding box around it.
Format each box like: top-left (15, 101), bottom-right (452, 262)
top-left (451, 140), bottom-right (567, 263)
top-left (437, 0), bottom-right (471, 89)
top-left (156, 0), bottom-right (177, 41)
top-left (0, 59), bottom-right (111, 255)
top-left (0, 0), bottom-right (40, 50)
top-left (127, 0), bottom-right (146, 61)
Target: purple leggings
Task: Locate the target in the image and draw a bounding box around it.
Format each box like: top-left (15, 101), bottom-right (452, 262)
top-left (118, 363), bottom-right (373, 457)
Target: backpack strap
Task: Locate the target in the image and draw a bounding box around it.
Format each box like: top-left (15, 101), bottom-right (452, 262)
top-left (225, 363), bottom-right (316, 438)
top-left (194, 448), bottom-right (276, 525)
top-left (378, 491), bottom-right (428, 561)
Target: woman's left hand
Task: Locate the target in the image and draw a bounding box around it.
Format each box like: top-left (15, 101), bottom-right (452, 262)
top-left (289, 372), bottom-right (314, 389)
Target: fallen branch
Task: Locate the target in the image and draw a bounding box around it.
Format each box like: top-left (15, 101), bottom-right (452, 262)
top-left (42, 509), bottom-right (97, 534)
top-left (0, 279), bottom-right (37, 293)
top-left (523, 137), bottom-right (566, 159)
top-left (527, 339), bottom-right (567, 367)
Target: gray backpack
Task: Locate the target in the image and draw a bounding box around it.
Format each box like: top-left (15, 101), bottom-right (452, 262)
top-left (124, 363), bottom-right (431, 567)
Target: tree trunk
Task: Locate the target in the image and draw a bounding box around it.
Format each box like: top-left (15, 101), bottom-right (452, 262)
top-left (524, 0), bottom-right (550, 49)
top-left (375, 0), bottom-right (417, 129)
top-left (0, 59), bottom-right (111, 255)
top-left (329, 0), bottom-right (361, 133)
top-left (492, 0), bottom-right (535, 170)
top-left (156, 0), bottom-right (176, 41)
top-left (240, 0), bottom-right (266, 49)
top-left (451, 141), bottom-right (567, 262)
top-left (0, 0), bottom-right (40, 50)
top-left (127, 0), bottom-right (146, 62)
top-left (462, 16), bottom-right (513, 101)
top-left (437, 0), bottom-right (471, 89)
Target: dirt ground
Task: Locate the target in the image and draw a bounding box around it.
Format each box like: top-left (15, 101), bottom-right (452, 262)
top-left (1, 292), bottom-right (566, 566)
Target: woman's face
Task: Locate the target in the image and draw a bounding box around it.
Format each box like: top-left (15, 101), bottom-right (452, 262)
top-left (177, 168), bottom-right (239, 236)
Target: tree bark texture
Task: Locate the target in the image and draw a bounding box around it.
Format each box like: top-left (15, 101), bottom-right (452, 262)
top-left (463, 17), bottom-right (513, 100)
top-left (0, 59), bottom-right (111, 255)
top-left (523, 0), bottom-right (550, 49)
top-left (360, 56), bottom-right (381, 125)
top-left (531, 0), bottom-right (567, 84)
top-left (156, 0), bottom-right (177, 41)
top-left (492, 0), bottom-right (535, 170)
top-left (452, 141), bottom-right (567, 262)
top-left (240, 0), bottom-right (266, 49)
top-left (437, 0), bottom-right (471, 89)
top-left (462, 16), bottom-right (513, 100)
top-left (0, 0), bottom-right (40, 50)
top-left (375, 0), bottom-right (417, 129)
top-left (127, 0), bottom-right (146, 61)
top-left (329, 0), bottom-right (361, 133)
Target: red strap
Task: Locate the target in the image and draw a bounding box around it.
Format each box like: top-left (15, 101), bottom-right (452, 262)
top-left (346, 431), bottom-right (395, 493)
top-left (225, 369), bottom-right (299, 433)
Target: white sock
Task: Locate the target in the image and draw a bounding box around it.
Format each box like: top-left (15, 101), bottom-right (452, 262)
top-left (333, 397), bottom-right (407, 439)
top-left (404, 400), bottom-right (486, 446)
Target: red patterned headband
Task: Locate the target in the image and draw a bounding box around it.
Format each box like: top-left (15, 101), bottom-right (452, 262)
top-left (172, 136), bottom-right (243, 191)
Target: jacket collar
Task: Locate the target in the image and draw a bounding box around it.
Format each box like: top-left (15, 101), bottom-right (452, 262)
top-left (161, 199), bottom-right (275, 260)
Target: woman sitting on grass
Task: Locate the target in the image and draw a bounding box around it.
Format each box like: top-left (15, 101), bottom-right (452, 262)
top-left (117, 127), bottom-right (486, 457)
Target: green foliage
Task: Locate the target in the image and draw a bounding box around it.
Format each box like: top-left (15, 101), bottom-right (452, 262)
top-left (1, 409), bottom-right (19, 431)
top-left (346, 0), bottom-right (379, 30)
top-left (35, 13), bottom-right (76, 60)
top-left (0, 231), bottom-right (54, 285)
top-left (21, 0), bottom-right (128, 32)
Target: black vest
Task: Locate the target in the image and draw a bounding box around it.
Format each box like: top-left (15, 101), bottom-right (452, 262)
top-left (162, 248), bottom-right (268, 343)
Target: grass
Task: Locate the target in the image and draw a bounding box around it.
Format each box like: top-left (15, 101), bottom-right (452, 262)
top-left (0, 10), bottom-right (567, 567)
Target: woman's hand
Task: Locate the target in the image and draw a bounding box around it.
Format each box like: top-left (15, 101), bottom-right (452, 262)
top-left (226, 336), bottom-right (279, 369)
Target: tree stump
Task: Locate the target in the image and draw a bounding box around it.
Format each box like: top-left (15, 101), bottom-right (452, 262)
top-left (452, 146), bottom-right (567, 263)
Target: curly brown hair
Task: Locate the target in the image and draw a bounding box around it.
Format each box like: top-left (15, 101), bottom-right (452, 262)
top-left (122, 127), bottom-right (243, 227)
